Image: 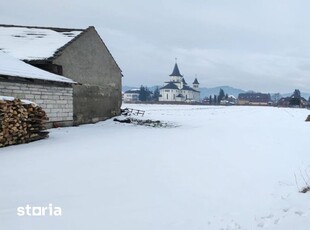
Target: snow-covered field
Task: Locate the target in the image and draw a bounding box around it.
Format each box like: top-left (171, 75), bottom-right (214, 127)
top-left (1, 104), bottom-right (310, 230)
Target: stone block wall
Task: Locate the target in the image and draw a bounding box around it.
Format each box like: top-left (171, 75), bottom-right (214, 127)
top-left (0, 81), bottom-right (73, 123)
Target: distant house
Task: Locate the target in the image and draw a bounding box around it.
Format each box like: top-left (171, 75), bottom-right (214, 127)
top-left (238, 92), bottom-right (271, 105)
top-left (220, 95), bottom-right (237, 105)
top-left (123, 89), bottom-right (140, 102)
top-left (0, 24), bottom-right (122, 125)
top-left (159, 63), bottom-right (200, 102)
top-left (0, 51), bottom-right (76, 126)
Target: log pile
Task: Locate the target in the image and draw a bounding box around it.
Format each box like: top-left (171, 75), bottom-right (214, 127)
top-left (0, 98), bottom-right (49, 148)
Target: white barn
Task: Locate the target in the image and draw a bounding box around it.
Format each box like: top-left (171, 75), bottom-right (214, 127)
top-left (159, 63), bottom-right (200, 102)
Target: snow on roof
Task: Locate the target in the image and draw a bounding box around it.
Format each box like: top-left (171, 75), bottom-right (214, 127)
top-left (0, 25), bottom-right (83, 60)
top-left (125, 89), bottom-right (140, 93)
top-left (0, 51), bottom-right (76, 84)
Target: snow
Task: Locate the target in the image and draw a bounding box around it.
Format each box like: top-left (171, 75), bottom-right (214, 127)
top-left (0, 26), bottom-right (82, 60)
top-left (0, 51), bottom-right (76, 83)
top-left (0, 95), bottom-right (36, 105)
top-left (0, 105), bottom-right (310, 230)
top-left (0, 95), bottom-right (15, 101)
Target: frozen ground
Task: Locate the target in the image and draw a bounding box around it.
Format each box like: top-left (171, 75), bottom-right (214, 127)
top-left (1, 104), bottom-right (310, 230)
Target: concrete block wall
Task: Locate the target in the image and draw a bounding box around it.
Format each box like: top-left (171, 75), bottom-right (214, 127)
top-left (0, 81), bottom-right (73, 123)
top-left (73, 84), bottom-right (121, 124)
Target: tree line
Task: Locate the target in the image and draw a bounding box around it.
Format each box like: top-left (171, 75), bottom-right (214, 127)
top-left (138, 86), bottom-right (160, 101)
top-left (203, 88), bottom-right (229, 105)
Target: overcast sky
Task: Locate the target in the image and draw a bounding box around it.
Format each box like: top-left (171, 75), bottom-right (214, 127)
top-left (2, 0), bottom-right (310, 93)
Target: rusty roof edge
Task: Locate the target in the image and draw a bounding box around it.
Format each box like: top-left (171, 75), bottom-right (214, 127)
top-left (0, 24), bottom-right (84, 32)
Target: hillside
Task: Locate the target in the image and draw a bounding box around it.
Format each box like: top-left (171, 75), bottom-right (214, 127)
top-left (199, 86), bottom-right (245, 98)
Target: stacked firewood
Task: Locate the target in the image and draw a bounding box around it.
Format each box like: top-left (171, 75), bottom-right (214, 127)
top-left (0, 98), bottom-right (49, 147)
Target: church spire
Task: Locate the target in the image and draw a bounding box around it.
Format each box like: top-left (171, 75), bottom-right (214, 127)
top-left (193, 78), bottom-right (199, 84)
top-left (169, 62), bottom-right (182, 77)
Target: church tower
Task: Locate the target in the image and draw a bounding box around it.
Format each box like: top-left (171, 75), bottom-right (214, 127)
top-left (192, 78), bottom-right (199, 90)
top-left (169, 63), bottom-right (183, 83)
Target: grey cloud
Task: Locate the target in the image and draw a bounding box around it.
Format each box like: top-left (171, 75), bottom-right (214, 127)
top-left (1, 0), bottom-right (310, 92)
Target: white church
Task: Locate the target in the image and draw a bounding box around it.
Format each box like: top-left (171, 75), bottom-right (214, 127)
top-left (159, 63), bottom-right (200, 102)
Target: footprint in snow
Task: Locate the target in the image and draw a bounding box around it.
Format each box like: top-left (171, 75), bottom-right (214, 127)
top-left (274, 218), bottom-right (280, 225)
top-left (282, 208), bottom-right (290, 213)
top-left (261, 214), bottom-right (274, 219)
top-left (219, 220), bottom-right (243, 230)
top-left (256, 213), bottom-right (276, 228)
top-left (257, 222), bottom-right (265, 228)
top-left (294, 211), bottom-right (306, 216)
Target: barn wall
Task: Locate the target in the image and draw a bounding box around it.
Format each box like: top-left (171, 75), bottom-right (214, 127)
top-left (73, 84), bottom-right (119, 124)
top-left (0, 80), bottom-right (73, 124)
top-left (53, 27), bottom-right (122, 125)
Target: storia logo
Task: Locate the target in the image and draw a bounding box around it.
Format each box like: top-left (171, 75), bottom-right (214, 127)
top-left (17, 204), bottom-right (62, 216)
